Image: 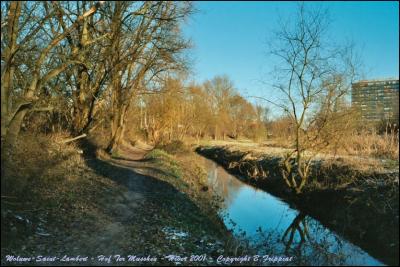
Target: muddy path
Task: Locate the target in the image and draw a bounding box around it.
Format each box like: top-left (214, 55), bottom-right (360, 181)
top-left (2, 142), bottom-right (228, 266)
top-left (69, 142), bottom-right (227, 264)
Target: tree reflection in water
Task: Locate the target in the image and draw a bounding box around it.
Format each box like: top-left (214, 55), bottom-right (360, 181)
top-left (205, 159), bottom-right (243, 209)
top-left (281, 212), bottom-right (310, 254)
top-left (261, 212), bottom-right (349, 265)
top-left (238, 211), bottom-right (369, 265)
top-left (200, 156), bottom-right (383, 266)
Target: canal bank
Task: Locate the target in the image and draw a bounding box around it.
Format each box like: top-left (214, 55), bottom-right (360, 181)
top-left (196, 145), bottom-right (399, 266)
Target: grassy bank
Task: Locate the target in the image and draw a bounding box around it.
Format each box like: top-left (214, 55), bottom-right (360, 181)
top-left (196, 145), bottom-right (399, 266)
top-left (1, 134), bottom-right (246, 266)
top-left (141, 147), bottom-right (224, 230)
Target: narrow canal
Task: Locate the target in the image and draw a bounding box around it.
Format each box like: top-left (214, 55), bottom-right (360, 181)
top-left (199, 156), bottom-right (384, 266)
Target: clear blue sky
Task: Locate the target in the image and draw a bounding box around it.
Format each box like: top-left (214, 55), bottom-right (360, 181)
top-left (182, 1), bottom-right (399, 104)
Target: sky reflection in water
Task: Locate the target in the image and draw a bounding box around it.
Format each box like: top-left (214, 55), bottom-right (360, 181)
top-left (201, 157), bottom-right (383, 266)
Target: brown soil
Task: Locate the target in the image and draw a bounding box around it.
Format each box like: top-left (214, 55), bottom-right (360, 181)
top-left (1, 137), bottom-right (230, 266)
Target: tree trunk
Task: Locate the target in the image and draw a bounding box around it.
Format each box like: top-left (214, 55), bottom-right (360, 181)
top-left (1, 64), bottom-right (14, 139)
top-left (73, 101), bottom-right (91, 134)
top-left (4, 108), bottom-right (29, 149)
top-left (72, 64), bottom-right (94, 134)
top-left (1, 1), bottom-right (22, 141)
top-left (107, 123), bottom-right (125, 153)
top-left (107, 104), bottom-right (127, 153)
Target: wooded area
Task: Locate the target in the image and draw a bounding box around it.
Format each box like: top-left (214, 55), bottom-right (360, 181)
top-left (1, 1), bottom-right (268, 154)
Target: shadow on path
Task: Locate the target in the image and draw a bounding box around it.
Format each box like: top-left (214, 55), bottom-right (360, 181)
top-left (78, 140), bottom-right (225, 257)
top-left (81, 140), bottom-right (180, 197)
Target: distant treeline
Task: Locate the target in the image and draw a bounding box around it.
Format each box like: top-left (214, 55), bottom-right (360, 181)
top-left (127, 75), bottom-right (269, 144)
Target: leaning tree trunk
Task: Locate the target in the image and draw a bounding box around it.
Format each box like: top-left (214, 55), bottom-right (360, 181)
top-left (3, 72), bottom-right (38, 149)
top-left (4, 107), bottom-right (29, 149)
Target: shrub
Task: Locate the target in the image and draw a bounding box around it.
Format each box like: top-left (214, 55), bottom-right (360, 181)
top-left (156, 140), bottom-right (190, 155)
top-left (342, 131), bottom-right (399, 160)
top-left (1, 132), bottom-right (84, 198)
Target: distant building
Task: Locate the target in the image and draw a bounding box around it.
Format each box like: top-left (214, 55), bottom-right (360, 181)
top-left (351, 79), bottom-right (399, 123)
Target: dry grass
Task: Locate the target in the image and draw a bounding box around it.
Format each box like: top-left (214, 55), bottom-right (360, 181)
top-left (194, 131), bottom-right (399, 173)
top-left (340, 131), bottom-right (399, 160)
top-left (200, 131), bottom-right (399, 160)
top-left (1, 132), bottom-right (85, 196)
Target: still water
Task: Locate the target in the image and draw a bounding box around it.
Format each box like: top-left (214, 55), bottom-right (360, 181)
top-left (200, 157), bottom-right (383, 266)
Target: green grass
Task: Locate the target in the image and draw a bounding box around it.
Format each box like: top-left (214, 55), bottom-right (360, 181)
top-left (145, 149), bottom-right (171, 160)
top-left (145, 149), bottom-right (183, 178)
top-left (381, 159), bottom-right (400, 170)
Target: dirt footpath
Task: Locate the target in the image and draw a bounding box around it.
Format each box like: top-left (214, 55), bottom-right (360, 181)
top-left (2, 141), bottom-right (228, 266)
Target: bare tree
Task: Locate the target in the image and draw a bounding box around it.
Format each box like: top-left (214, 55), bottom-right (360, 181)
top-left (268, 3), bottom-right (359, 193)
top-left (51, 1), bottom-right (110, 135)
top-left (204, 75), bottom-right (236, 140)
top-left (1, 1), bottom-right (22, 141)
top-left (104, 1), bottom-right (192, 153)
top-left (1, 1), bottom-right (104, 148)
